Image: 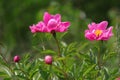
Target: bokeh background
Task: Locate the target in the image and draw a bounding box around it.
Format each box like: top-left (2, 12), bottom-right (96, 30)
top-left (0, 0), bottom-right (120, 57)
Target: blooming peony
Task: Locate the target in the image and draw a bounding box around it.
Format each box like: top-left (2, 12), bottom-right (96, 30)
top-left (30, 12), bottom-right (70, 33)
top-left (85, 21), bottom-right (113, 41)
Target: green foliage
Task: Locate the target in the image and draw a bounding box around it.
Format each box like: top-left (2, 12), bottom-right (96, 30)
top-left (0, 30), bottom-right (118, 79)
top-left (0, 0), bottom-right (120, 80)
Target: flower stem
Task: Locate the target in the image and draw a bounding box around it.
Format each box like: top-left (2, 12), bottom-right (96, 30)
top-left (51, 31), bottom-right (68, 79)
top-left (97, 48), bottom-right (101, 70)
top-left (51, 31), bottom-right (61, 57)
top-left (97, 41), bottom-right (104, 70)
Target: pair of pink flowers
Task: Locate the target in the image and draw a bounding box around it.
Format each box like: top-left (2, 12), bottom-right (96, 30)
top-left (30, 12), bottom-right (113, 41)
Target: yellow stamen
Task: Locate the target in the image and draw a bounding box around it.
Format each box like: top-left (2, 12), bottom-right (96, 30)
top-left (94, 30), bottom-right (102, 37)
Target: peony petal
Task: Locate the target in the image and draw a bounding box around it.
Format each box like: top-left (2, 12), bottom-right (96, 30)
top-left (62, 22), bottom-right (70, 27)
top-left (56, 22), bottom-right (70, 32)
top-left (52, 14), bottom-right (61, 22)
top-left (43, 12), bottom-right (51, 25)
top-left (29, 24), bottom-right (37, 33)
top-left (85, 31), bottom-right (96, 40)
top-left (97, 21), bottom-right (108, 30)
top-left (99, 34), bottom-right (109, 40)
top-left (88, 22), bottom-right (96, 29)
top-left (57, 27), bottom-right (66, 32)
top-left (106, 26), bottom-right (113, 36)
top-left (34, 21), bottom-right (50, 32)
top-left (99, 27), bottom-right (113, 40)
top-left (47, 19), bottom-right (58, 32)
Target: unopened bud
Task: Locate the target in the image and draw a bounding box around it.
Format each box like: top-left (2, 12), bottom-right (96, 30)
top-left (44, 55), bottom-right (52, 65)
top-left (14, 55), bottom-right (20, 62)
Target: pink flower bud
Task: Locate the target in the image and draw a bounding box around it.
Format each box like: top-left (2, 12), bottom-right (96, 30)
top-left (14, 55), bottom-right (20, 62)
top-left (44, 55), bottom-right (53, 65)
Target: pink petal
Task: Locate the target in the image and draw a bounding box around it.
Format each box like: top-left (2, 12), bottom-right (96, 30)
top-left (56, 22), bottom-right (70, 32)
top-left (35, 21), bottom-right (49, 32)
top-left (99, 27), bottom-right (113, 40)
top-left (97, 21), bottom-right (108, 30)
top-left (36, 22), bottom-right (45, 32)
top-left (47, 19), bottom-right (58, 31)
top-left (29, 24), bottom-right (37, 33)
top-left (62, 22), bottom-right (70, 27)
top-left (43, 12), bottom-right (51, 25)
top-left (56, 27), bottom-right (66, 32)
top-left (88, 22), bottom-right (96, 29)
top-left (106, 26), bottom-right (113, 36)
top-left (52, 14), bottom-right (61, 22)
top-left (85, 31), bottom-right (96, 40)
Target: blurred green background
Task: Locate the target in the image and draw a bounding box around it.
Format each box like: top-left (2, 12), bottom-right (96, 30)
top-left (0, 0), bottom-right (120, 56)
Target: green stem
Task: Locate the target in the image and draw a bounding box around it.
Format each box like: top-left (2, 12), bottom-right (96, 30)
top-left (97, 41), bottom-right (104, 70)
top-left (52, 31), bottom-right (61, 57)
top-left (54, 37), bottom-right (61, 57)
top-left (97, 48), bottom-right (101, 70)
top-left (51, 31), bottom-right (67, 79)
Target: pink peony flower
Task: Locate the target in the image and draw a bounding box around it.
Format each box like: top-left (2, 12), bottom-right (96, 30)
top-left (44, 55), bottom-right (53, 65)
top-left (30, 12), bottom-right (70, 33)
top-left (85, 21), bottom-right (113, 41)
top-left (14, 55), bottom-right (20, 62)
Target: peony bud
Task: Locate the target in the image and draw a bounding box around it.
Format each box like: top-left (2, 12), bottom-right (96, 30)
top-left (14, 55), bottom-right (20, 62)
top-left (44, 55), bottom-right (53, 65)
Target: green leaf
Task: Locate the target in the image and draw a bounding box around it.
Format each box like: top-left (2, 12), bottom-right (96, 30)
top-left (59, 32), bottom-right (68, 40)
top-left (30, 70), bottom-right (38, 79)
top-left (39, 66), bottom-right (50, 80)
top-left (1, 66), bottom-right (12, 77)
top-left (16, 75), bottom-right (28, 80)
top-left (41, 50), bottom-right (56, 55)
top-left (3, 78), bottom-right (12, 80)
top-left (103, 52), bottom-right (116, 61)
top-left (83, 64), bottom-right (96, 77)
top-left (103, 67), bottom-right (109, 80)
top-left (0, 71), bottom-right (9, 77)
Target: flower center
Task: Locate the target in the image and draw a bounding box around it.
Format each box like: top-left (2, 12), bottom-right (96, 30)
top-left (94, 30), bottom-right (102, 37)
